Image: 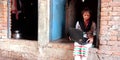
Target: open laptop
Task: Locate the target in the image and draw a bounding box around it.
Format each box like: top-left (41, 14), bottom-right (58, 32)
top-left (68, 28), bottom-right (88, 45)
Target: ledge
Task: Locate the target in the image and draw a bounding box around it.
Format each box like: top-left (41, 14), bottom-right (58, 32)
top-left (47, 38), bottom-right (98, 52)
top-left (0, 39), bottom-right (38, 60)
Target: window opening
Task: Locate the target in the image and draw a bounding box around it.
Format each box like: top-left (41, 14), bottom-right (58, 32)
top-left (11, 0), bottom-right (38, 40)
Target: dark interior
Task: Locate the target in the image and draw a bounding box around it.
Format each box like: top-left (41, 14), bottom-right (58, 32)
top-left (75, 0), bottom-right (98, 23)
top-left (65, 0), bottom-right (98, 47)
top-left (11, 0), bottom-right (38, 40)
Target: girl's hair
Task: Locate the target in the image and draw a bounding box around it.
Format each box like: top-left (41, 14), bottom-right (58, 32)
top-left (81, 8), bottom-right (92, 15)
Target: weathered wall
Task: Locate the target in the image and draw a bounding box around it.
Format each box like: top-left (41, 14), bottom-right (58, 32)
top-left (38, 0), bottom-right (120, 60)
top-left (0, 0), bottom-right (120, 60)
top-left (98, 0), bottom-right (120, 60)
top-left (38, 0), bottom-right (50, 46)
top-left (0, 0), bottom-right (8, 39)
top-left (0, 39), bottom-right (38, 60)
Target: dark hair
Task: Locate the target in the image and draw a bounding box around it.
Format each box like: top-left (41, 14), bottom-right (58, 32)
top-left (81, 8), bottom-right (92, 16)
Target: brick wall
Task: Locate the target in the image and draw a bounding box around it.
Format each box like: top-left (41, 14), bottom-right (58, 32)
top-left (98, 0), bottom-right (120, 60)
top-left (0, 0), bottom-right (120, 60)
top-left (0, 0), bottom-right (8, 39)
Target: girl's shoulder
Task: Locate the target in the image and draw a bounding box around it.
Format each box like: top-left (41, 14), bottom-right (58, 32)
top-left (91, 21), bottom-right (96, 29)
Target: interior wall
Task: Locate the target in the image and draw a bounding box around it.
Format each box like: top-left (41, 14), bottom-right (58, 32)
top-left (65, 0), bottom-right (76, 38)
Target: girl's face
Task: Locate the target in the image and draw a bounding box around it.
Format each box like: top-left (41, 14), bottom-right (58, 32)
top-left (82, 11), bottom-right (90, 21)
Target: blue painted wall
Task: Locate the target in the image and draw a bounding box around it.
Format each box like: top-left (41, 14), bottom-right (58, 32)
top-left (50, 0), bottom-right (66, 41)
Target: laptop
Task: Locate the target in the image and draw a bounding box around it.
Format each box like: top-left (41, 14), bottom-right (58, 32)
top-left (68, 28), bottom-right (88, 45)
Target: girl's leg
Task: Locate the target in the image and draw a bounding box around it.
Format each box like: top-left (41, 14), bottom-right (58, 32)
top-left (74, 56), bottom-right (81, 60)
top-left (73, 42), bottom-right (82, 60)
top-left (81, 44), bottom-right (92, 60)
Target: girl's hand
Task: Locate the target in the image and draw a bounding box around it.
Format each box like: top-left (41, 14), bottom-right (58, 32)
top-left (87, 37), bottom-right (93, 43)
top-left (69, 36), bottom-right (72, 41)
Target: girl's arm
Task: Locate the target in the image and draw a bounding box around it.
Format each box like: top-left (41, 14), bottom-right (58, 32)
top-left (87, 22), bottom-right (96, 44)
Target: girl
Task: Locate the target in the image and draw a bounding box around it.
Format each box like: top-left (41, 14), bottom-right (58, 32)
top-left (71, 8), bottom-right (96, 60)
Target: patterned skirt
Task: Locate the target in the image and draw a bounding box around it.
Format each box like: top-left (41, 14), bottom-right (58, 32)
top-left (73, 42), bottom-right (92, 57)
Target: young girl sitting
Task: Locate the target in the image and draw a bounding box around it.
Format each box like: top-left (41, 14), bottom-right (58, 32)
top-left (69, 8), bottom-right (96, 60)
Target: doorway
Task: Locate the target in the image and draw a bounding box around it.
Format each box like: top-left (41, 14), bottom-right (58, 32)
top-left (11, 0), bottom-right (38, 40)
top-left (50, 0), bottom-right (98, 40)
top-left (66, 0), bottom-right (99, 47)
